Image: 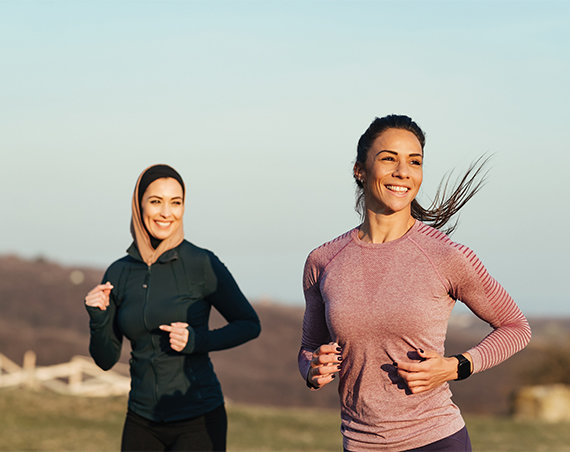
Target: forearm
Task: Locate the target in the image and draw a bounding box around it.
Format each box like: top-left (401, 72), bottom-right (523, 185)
top-left (191, 317), bottom-right (261, 353)
top-left (86, 306), bottom-right (122, 370)
top-left (195, 253), bottom-right (261, 353)
top-left (451, 247), bottom-right (532, 374)
top-left (466, 317), bottom-right (531, 373)
top-left (298, 347), bottom-right (313, 382)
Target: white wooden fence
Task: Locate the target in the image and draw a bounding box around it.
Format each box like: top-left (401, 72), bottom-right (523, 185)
top-left (0, 351), bottom-right (130, 397)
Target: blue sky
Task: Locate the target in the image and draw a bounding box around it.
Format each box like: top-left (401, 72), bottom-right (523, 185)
top-left (1, 1), bottom-right (569, 315)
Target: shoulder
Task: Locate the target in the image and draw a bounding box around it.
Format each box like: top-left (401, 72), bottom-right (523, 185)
top-left (411, 221), bottom-right (481, 278)
top-left (177, 239), bottom-right (204, 253)
top-left (306, 228), bottom-right (355, 266)
top-left (177, 241), bottom-right (239, 295)
top-left (176, 240), bottom-right (224, 273)
top-left (177, 240), bottom-right (214, 260)
top-left (103, 254), bottom-right (138, 281)
top-left (304, 228), bottom-right (355, 284)
top-left (412, 222), bottom-right (473, 261)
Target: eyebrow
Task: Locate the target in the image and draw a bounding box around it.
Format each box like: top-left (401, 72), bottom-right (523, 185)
top-left (147, 195), bottom-right (183, 200)
top-left (375, 150), bottom-right (423, 158)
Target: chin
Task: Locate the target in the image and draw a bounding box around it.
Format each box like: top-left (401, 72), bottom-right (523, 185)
top-left (149, 230), bottom-right (171, 241)
top-left (390, 204), bottom-right (412, 213)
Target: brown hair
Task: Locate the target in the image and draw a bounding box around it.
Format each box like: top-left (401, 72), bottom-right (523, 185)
top-left (355, 115), bottom-right (488, 234)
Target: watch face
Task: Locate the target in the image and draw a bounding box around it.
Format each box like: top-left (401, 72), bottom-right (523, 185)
top-left (456, 355), bottom-right (471, 380)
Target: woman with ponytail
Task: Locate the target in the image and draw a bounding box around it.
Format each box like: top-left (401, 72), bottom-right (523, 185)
top-left (298, 115), bottom-right (530, 451)
top-left (85, 164), bottom-right (260, 451)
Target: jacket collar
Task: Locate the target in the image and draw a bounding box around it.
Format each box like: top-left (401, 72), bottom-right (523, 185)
top-left (127, 242), bottom-right (180, 265)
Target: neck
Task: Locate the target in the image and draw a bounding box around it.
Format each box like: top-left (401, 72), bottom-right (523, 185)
top-left (149, 235), bottom-right (162, 250)
top-left (359, 208), bottom-right (415, 244)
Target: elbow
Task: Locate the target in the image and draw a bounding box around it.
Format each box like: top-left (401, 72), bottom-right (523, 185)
top-left (242, 315), bottom-right (261, 342)
top-left (517, 314), bottom-right (532, 349)
top-left (99, 361), bottom-right (115, 372)
top-left (523, 319), bottom-right (532, 348)
top-left (246, 309), bottom-right (261, 339)
top-left (508, 316), bottom-right (532, 352)
top-left (250, 318), bottom-right (261, 340)
top-left (92, 356), bottom-right (116, 371)
top-left (89, 347), bottom-right (118, 371)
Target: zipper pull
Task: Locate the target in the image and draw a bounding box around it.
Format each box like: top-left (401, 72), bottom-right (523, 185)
top-left (142, 270), bottom-right (150, 289)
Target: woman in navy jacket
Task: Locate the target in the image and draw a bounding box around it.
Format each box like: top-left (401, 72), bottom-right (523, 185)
top-left (85, 164), bottom-right (260, 451)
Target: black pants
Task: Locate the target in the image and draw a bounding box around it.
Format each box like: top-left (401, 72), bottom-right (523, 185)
top-left (121, 404), bottom-right (227, 451)
top-left (404, 426), bottom-right (472, 452)
top-left (344, 426), bottom-right (472, 452)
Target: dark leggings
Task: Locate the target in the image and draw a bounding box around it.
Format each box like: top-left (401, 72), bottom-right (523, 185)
top-left (404, 426), bottom-right (472, 452)
top-left (121, 404), bottom-right (227, 451)
top-left (344, 426), bottom-right (471, 452)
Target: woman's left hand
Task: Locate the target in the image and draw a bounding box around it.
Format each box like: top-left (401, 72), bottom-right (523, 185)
top-left (159, 322), bottom-right (189, 352)
top-left (395, 349), bottom-right (462, 394)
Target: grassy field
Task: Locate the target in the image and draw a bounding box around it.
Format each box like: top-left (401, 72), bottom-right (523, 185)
top-left (1, 388), bottom-right (569, 451)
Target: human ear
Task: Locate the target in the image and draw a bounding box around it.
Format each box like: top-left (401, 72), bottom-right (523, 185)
top-left (353, 162), bottom-right (365, 183)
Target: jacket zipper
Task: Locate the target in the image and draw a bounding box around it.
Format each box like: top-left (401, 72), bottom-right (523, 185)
top-left (142, 264), bottom-right (159, 409)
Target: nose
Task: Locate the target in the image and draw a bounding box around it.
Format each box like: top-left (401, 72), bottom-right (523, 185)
top-left (393, 160), bottom-right (410, 178)
top-left (159, 203), bottom-right (171, 217)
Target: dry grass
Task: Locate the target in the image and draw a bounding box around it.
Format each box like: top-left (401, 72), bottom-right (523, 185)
top-left (1, 388), bottom-right (569, 451)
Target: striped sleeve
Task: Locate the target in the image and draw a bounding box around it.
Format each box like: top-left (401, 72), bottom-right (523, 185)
top-left (447, 243), bottom-right (531, 373)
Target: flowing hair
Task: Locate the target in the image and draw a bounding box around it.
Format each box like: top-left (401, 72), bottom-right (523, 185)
top-left (354, 115), bottom-right (489, 235)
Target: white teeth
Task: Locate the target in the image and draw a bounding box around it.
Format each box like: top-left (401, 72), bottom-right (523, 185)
top-left (155, 221), bottom-right (171, 227)
top-left (386, 185), bottom-right (409, 192)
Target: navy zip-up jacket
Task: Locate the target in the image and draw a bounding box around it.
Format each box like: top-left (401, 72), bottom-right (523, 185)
top-left (86, 240), bottom-right (261, 421)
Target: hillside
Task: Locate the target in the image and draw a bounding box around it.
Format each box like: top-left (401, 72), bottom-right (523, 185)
top-left (1, 254), bottom-right (568, 414)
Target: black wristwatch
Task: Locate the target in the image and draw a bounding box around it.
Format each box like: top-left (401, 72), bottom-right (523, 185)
top-left (453, 354), bottom-right (472, 381)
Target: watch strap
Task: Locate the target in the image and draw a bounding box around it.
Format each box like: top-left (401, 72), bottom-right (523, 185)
top-left (453, 354), bottom-right (472, 381)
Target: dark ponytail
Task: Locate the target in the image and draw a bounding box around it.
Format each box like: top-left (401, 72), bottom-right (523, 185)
top-left (355, 115), bottom-right (489, 235)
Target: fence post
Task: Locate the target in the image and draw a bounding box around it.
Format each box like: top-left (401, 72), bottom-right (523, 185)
top-left (69, 357), bottom-right (82, 391)
top-left (23, 350), bottom-right (37, 389)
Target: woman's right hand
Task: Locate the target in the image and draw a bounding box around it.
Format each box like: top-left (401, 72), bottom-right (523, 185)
top-left (84, 282), bottom-right (114, 311)
top-left (307, 342), bottom-right (342, 389)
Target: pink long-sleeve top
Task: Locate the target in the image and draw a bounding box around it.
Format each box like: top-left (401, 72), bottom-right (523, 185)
top-left (298, 221), bottom-right (531, 451)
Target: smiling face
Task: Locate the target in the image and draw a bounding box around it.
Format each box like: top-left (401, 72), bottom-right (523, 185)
top-left (354, 128), bottom-right (423, 216)
top-left (141, 177), bottom-right (185, 241)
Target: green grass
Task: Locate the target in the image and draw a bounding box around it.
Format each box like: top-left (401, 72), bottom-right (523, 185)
top-left (227, 404), bottom-right (340, 451)
top-left (467, 415), bottom-right (570, 452)
top-left (0, 388), bottom-right (125, 451)
top-left (1, 388), bottom-right (569, 451)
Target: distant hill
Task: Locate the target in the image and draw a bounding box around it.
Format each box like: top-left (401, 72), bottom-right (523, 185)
top-left (1, 254), bottom-right (568, 414)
